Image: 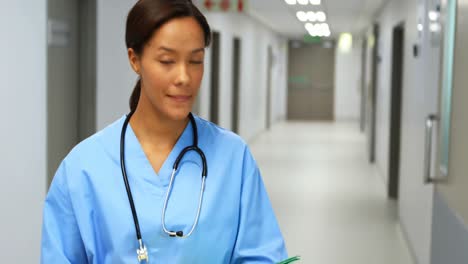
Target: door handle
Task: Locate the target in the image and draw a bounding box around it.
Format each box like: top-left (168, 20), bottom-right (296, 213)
top-left (424, 114), bottom-right (439, 184)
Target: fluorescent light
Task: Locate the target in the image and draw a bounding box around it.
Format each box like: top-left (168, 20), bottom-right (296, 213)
top-left (323, 23), bottom-right (331, 37)
top-left (338, 33), bottom-right (353, 53)
top-left (296, 11), bottom-right (308, 22)
top-left (417, 23), bottom-right (423, 31)
top-left (284, 0), bottom-right (296, 5)
top-left (310, 0), bottom-right (321, 5)
top-left (297, 0), bottom-right (309, 5)
top-left (305, 23), bottom-right (331, 37)
top-left (305, 23), bottom-right (314, 32)
top-left (316, 11), bottom-right (326, 22)
top-left (429, 22), bottom-right (441, 32)
top-left (428, 11), bottom-right (439, 21)
top-left (307, 11), bottom-right (317, 22)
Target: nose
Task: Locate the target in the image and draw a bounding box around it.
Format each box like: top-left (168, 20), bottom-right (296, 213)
top-left (174, 63), bottom-right (190, 86)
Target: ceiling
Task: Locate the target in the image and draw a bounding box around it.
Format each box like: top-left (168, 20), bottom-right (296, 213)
top-left (247, 0), bottom-right (389, 39)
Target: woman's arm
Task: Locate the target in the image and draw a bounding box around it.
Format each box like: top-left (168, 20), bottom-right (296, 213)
top-left (41, 162), bottom-right (88, 264)
top-left (230, 147), bottom-right (288, 263)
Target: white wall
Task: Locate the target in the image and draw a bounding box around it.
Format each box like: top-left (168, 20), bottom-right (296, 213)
top-left (334, 38), bottom-right (362, 121)
top-left (0, 1), bottom-right (47, 262)
top-left (199, 12), bottom-right (288, 140)
top-left (96, 0), bottom-right (289, 142)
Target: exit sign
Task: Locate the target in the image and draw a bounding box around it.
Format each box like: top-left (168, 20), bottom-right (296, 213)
top-left (202, 0), bottom-right (247, 12)
top-left (303, 35), bottom-right (322, 43)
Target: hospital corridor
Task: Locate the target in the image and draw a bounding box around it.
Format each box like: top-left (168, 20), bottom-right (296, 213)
top-left (1, 0), bottom-right (468, 263)
top-left (251, 121), bottom-right (413, 263)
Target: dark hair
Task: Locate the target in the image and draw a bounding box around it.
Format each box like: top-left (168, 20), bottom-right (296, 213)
top-left (126, 0), bottom-right (212, 112)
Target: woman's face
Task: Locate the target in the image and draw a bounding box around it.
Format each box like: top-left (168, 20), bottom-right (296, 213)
top-left (129, 17), bottom-right (206, 121)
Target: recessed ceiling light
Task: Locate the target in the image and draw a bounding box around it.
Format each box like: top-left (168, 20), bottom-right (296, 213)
top-left (284, 0), bottom-right (297, 5)
top-left (428, 11), bottom-right (439, 21)
top-left (316, 11), bottom-right (326, 22)
top-left (297, 0), bottom-right (309, 5)
top-left (429, 22), bottom-right (441, 32)
top-left (307, 11), bottom-right (317, 22)
top-left (417, 23), bottom-right (424, 31)
top-left (305, 23), bottom-right (332, 37)
top-left (310, 0), bottom-right (321, 5)
top-left (296, 11), bottom-right (308, 22)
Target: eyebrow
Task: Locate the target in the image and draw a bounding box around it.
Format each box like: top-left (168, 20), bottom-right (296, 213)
top-left (158, 46), bottom-right (205, 53)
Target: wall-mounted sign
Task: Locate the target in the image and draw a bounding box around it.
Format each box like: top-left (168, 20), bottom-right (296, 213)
top-left (303, 35), bottom-right (321, 43)
top-left (202, 0), bottom-right (247, 12)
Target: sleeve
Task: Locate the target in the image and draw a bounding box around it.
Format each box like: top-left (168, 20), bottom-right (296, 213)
top-left (41, 161), bottom-right (88, 264)
top-left (230, 146), bottom-right (288, 263)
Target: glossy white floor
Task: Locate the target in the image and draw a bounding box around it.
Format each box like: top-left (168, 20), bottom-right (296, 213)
top-left (249, 121), bottom-right (414, 264)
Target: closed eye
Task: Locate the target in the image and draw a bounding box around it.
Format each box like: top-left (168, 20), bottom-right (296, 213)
top-left (160, 60), bottom-right (175, 65)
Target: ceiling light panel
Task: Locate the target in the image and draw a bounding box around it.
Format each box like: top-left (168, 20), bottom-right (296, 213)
top-left (296, 11), bottom-right (308, 22)
top-left (305, 23), bottom-right (331, 37)
top-left (306, 12), bottom-right (317, 22)
top-left (316, 11), bottom-right (326, 22)
top-left (296, 11), bottom-right (326, 22)
top-left (285, 0), bottom-right (321, 5)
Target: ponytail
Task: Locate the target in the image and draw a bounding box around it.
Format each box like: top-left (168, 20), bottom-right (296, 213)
top-left (129, 78), bottom-right (141, 113)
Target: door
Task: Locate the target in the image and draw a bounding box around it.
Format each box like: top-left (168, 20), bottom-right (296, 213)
top-left (287, 41), bottom-right (335, 120)
top-left (388, 24), bottom-right (405, 200)
top-left (368, 24), bottom-right (379, 163)
top-left (399, 0), bottom-right (444, 263)
top-left (210, 31), bottom-right (220, 124)
top-left (363, 24), bottom-right (380, 163)
top-left (47, 0), bottom-right (96, 188)
top-left (266, 45), bottom-right (273, 129)
top-left (231, 37), bottom-right (241, 134)
top-left (360, 36), bottom-right (367, 132)
top-left (47, 0), bottom-right (80, 187)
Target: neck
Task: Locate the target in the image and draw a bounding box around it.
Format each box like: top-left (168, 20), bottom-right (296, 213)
top-left (129, 104), bottom-right (189, 149)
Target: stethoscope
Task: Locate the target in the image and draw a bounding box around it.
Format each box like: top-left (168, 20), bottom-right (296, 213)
top-left (120, 111), bottom-right (208, 263)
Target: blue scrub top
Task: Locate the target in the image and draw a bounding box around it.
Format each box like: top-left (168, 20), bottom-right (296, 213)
top-left (41, 114), bottom-right (288, 263)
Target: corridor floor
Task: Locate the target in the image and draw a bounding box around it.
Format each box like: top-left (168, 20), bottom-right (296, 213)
top-left (250, 121), bottom-right (414, 264)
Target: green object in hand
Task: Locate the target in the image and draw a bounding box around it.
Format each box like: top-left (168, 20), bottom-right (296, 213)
top-left (278, 256), bottom-right (301, 264)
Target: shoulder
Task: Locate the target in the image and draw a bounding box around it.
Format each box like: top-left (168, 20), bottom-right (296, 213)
top-left (193, 115), bottom-right (247, 150)
top-left (193, 115), bottom-right (257, 172)
top-left (60, 115), bottom-right (125, 170)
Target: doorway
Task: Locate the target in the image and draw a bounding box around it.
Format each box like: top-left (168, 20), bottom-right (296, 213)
top-left (266, 45), bottom-right (273, 129)
top-left (231, 37), bottom-right (241, 134)
top-left (210, 31), bottom-right (220, 124)
top-left (388, 23), bottom-right (405, 200)
top-left (287, 41), bottom-right (335, 120)
top-left (360, 38), bottom-right (367, 132)
top-left (368, 24), bottom-right (380, 163)
top-left (47, 0), bottom-right (96, 188)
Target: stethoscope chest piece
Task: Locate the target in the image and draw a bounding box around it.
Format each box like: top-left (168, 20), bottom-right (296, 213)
top-left (137, 239), bottom-right (149, 262)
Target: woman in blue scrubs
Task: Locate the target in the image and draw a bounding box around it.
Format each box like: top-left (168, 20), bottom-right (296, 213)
top-left (41, 0), bottom-right (287, 263)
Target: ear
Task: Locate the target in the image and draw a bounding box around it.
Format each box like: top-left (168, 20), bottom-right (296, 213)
top-left (128, 48), bottom-right (141, 75)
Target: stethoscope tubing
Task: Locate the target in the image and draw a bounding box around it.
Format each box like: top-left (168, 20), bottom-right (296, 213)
top-left (120, 111), bottom-right (208, 260)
